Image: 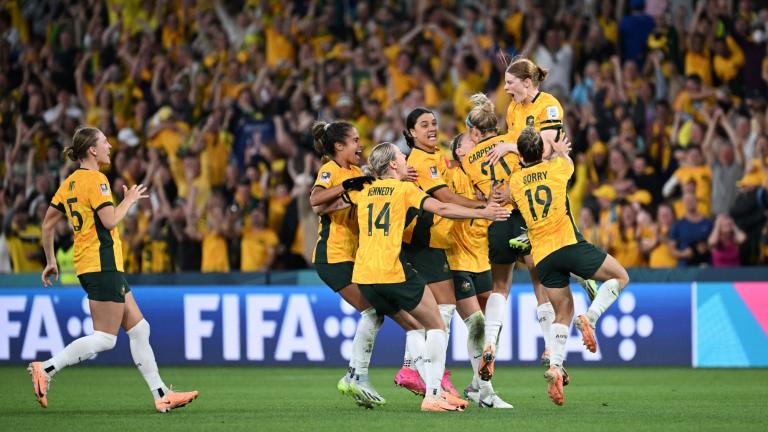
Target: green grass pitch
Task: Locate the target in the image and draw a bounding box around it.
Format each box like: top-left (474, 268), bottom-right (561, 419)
top-left (2, 366), bottom-right (767, 431)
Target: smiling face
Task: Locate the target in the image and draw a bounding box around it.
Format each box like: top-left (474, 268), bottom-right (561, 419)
top-left (91, 132), bottom-right (112, 166)
top-left (334, 127), bottom-right (363, 166)
top-left (504, 72), bottom-right (530, 103)
top-left (391, 146), bottom-right (408, 179)
top-left (410, 112), bottom-right (438, 149)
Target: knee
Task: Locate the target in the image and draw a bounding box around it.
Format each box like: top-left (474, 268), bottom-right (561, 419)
top-left (361, 308), bottom-right (384, 326)
top-left (93, 331), bottom-right (118, 351)
top-left (127, 319), bottom-right (150, 341)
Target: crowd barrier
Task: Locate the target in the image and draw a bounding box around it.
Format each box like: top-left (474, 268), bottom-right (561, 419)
top-left (1, 269), bottom-right (766, 367)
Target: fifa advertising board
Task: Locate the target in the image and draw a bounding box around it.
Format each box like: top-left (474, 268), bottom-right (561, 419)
top-left (0, 283), bottom-right (763, 367)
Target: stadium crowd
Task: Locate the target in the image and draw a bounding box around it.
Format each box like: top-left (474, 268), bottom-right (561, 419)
top-left (1, 0), bottom-right (768, 276)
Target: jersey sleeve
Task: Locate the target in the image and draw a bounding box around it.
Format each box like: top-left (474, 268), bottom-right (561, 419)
top-left (50, 186), bottom-right (66, 214)
top-left (537, 98), bottom-right (564, 133)
top-left (412, 156), bottom-right (448, 195)
top-left (313, 164), bottom-right (338, 189)
top-left (88, 174), bottom-right (114, 211)
top-left (551, 157), bottom-right (574, 179)
top-left (404, 182), bottom-right (429, 212)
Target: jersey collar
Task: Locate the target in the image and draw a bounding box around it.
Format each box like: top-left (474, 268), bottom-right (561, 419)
top-left (530, 91), bottom-right (541, 104)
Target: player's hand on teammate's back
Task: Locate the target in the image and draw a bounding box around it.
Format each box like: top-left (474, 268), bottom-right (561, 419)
top-left (491, 181), bottom-right (512, 206)
top-left (485, 142), bottom-right (517, 166)
top-left (122, 184), bottom-right (149, 205)
top-left (482, 202), bottom-right (511, 221)
top-left (551, 134), bottom-right (572, 157)
top-left (342, 176), bottom-right (375, 191)
top-left (41, 263), bottom-right (58, 287)
top-left (405, 166), bottom-right (418, 182)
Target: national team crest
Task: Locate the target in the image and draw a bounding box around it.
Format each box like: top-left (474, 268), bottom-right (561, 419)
top-left (320, 172), bottom-right (331, 183)
top-left (429, 166), bottom-right (439, 179)
top-left (526, 115), bottom-right (534, 126)
top-left (461, 281), bottom-right (471, 292)
top-left (100, 183), bottom-right (110, 196)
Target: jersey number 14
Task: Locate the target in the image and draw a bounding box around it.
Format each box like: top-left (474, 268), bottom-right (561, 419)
top-left (367, 203), bottom-right (391, 236)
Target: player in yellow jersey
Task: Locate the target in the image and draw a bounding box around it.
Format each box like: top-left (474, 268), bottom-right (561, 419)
top-left (309, 120), bottom-right (422, 408)
top-left (444, 131), bottom-right (513, 409)
top-left (472, 59), bottom-right (598, 377)
top-left (495, 128), bottom-right (630, 406)
top-left (399, 107), bottom-right (488, 398)
top-left (345, 142), bottom-right (509, 412)
top-left (30, 127), bottom-right (198, 412)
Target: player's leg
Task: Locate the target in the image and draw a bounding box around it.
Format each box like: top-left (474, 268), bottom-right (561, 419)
top-left (454, 272), bottom-right (484, 400)
top-left (122, 289), bottom-right (199, 413)
top-left (524, 255), bottom-right (555, 366)
top-left (29, 272), bottom-right (123, 408)
top-left (542, 282), bottom-right (573, 407)
top-left (576, 252), bottom-right (630, 353)
top-left (404, 285), bottom-right (465, 411)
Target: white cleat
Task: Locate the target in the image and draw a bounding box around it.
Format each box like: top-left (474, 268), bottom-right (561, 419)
top-left (349, 380), bottom-right (386, 408)
top-left (478, 392), bottom-right (514, 409)
top-left (463, 385), bottom-right (480, 404)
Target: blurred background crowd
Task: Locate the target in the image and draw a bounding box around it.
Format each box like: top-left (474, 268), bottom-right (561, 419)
top-left (1, 0), bottom-right (768, 277)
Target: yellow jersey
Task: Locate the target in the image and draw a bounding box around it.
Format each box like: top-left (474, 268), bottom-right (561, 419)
top-left (312, 160), bottom-right (362, 264)
top-left (462, 135), bottom-right (523, 205)
top-left (50, 169), bottom-right (124, 275)
top-left (7, 223), bottom-right (43, 272)
top-left (347, 179), bottom-right (429, 284)
top-left (406, 147), bottom-right (453, 249)
top-left (241, 227), bottom-right (279, 271)
top-left (505, 91), bottom-right (564, 144)
top-left (201, 226), bottom-right (229, 272)
top-left (509, 157), bottom-right (581, 264)
top-left (444, 166), bottom-right (490, 273)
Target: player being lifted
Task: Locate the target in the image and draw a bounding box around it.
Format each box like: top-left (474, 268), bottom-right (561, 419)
top-left (345, 142), bottom-right (509, 411)
top-left (472, 57), bottom-right (597, 379)
top-left (494, 128), bottom-right (630, 406)
top-left (30, 127), bottom-right (198, 412)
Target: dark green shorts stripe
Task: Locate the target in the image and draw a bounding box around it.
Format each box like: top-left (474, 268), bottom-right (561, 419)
top-left (94, 212), bottom-right (117, 272)
top-left (314, 214), bottom-right (332, 263)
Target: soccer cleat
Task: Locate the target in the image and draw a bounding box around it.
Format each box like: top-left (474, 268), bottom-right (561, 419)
top-left (508, 231), bottom-right (531, 252)
top-left (544, 367), bottom-right (565, 406)
top-left (463, 384), bottom-right (480, 404)
top-left (561, 366), bottom-right (571, 386)
top-left (478, 392), bottom-right (514, 409)
top-left (27, 362), bottom-right (50, 408)
top-left (574, 276), bottom-right (598, 301)
top-left (337, 374), bottom-right (351, 395)
top-left (441, 390), bottom-right (469, 409)
top-left (349, 380), bottom-right (386, 408)
top-left (575, 314), bottom-right (598, 353)
top-left (155, 389), bottom-right (199, 413)
top-left (441, 370), bottom-right (460, 397)
top-left (540, 349), bottom-right (550, 367)
top-left (394, 366), bottom-right (426, 396)
top-left (420, 396), bottom-right (462, 412)
top-left (478, 344), bottom-right (496, 381)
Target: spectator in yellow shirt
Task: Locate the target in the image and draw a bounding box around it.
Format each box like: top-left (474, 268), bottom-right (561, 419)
top-left (241, 208), bottom-right (278, 272)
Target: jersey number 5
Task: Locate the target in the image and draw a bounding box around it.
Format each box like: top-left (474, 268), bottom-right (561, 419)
top-left (66, 197), bottom-right (83, 231)
top-left (524, 185), bottom-right (552, 221)
top-left (367, 203), bottom-right (391, 236)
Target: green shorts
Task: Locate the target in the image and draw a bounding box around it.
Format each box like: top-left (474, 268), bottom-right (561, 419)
top-left (535, 240), bottom-right (607, 289)
top-left (358, 262), bottom-right (426, 315)
top-left (488, 210), bottom-right (527, 264)
top-left (402, 244), bottom-right (452, 284)
top-left (315, 262), bottom-right (354, 292)
top-left (452, 270), bottom-right (492, 300)
top-left (78, 271), bottom-right (131, 303)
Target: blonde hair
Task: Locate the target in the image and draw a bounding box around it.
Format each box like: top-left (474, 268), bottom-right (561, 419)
top-left (63, 127), bottom-right (101, 162)
top-left (364, 142), bottom-right (398, 178)
top-left (506, 56), bottom-right (548, 87)
top-left (465, 93), bottom-right (497, 133)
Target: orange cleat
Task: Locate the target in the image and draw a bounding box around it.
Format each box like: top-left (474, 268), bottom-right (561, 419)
top-left (575, 315), bottom-right (597, 353)
top-left (478, 344), bottom-right (496, 381)
top-left (27, 362), bottom-right (50, 408)
top-left (441, 391), bottom-right (469, 409)
top-left (421, 396), bottom-right (463, 412)
top-left (155, 390), bottom-right (199, 413)
top-left (544, 367), bottom-right (565, 406)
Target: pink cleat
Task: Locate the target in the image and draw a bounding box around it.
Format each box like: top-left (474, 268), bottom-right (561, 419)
top-left (441, 369), bottom-right (460, 398)
top-left (394, 367), bottom-right (425, 396)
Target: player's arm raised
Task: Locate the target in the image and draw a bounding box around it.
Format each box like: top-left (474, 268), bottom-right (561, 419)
top-left (549, 134), bottom-right (573, 165)
top-left (97, 184), bottom-right (149, 230)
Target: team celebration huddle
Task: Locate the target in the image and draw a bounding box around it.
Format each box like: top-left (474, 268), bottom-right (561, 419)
top-left (309, 56), bottom-right (630, 412)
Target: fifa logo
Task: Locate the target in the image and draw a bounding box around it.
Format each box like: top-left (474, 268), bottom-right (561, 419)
top-left (598, 292), bottom-right (654, 361)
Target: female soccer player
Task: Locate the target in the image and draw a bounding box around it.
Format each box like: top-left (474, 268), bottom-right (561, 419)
top-left (471, 58), bottom-right (597, 378)
top-left (31, 127), bottom-right (198, 412)
top-left (309, 120), bottom-right (423, 408)
top-left (397, 108), bottom-right (487, 397)
top-left (345, 142), bottom-right (509, 411)
top-left (444, 130), bottom-right (513, 409)
top-left (496, 127), bottom-right (630, 406)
